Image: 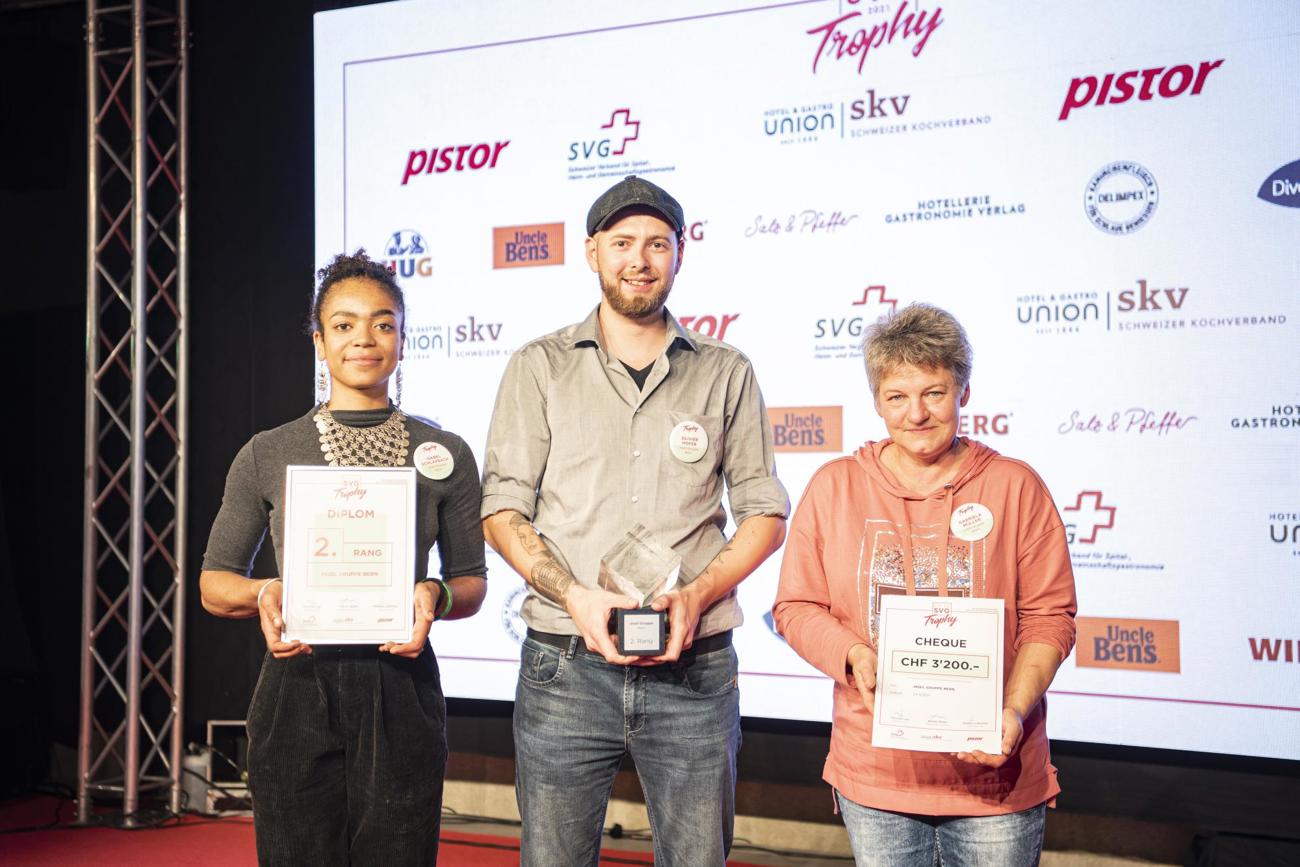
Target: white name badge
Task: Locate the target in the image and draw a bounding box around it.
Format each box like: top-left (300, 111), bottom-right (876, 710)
top-left (281, 465), bottom-right (417, 644)
top-left (669, 420), bottom-right (709, 463)
top-left (950, 503), bottom-right (994, 542)
top-left (414, 441), bottom-right (454, 480)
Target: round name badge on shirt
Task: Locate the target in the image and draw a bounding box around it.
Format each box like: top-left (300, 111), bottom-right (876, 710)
top-left (669, 420), bottom-right (709, 463)
top-left (414, 441), bottom-right (454, 480)
top-left (950, 503), bottom-right (994, 542)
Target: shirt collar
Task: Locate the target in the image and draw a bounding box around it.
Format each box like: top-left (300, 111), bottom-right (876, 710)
top-left (568, 304), bottom-right (699, 354)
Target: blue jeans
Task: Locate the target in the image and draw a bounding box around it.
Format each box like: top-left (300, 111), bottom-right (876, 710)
top-left (836, 791), bottom-right (1046, 867)
top-left (513, 634), bottom-right (741, 867)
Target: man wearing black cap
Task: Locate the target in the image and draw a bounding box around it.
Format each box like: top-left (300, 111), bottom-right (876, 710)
top-left (482, 176), bottom-right (789, 866)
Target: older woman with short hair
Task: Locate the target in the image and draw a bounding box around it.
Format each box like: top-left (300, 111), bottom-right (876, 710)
top-left (773, 303), bottom-right (1076, 866)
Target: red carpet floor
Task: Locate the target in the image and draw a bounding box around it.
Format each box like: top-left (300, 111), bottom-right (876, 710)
top-left (0, 796), bottom-right (768, 866)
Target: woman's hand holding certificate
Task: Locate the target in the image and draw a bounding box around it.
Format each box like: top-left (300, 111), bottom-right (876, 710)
top-left (847, 643), bottom-right (878, 706)
top-left (256, 578), bottom-right (313, 658)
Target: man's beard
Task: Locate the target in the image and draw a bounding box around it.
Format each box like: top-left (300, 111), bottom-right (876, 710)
top-left (599, 272), bottom-right (672, 319)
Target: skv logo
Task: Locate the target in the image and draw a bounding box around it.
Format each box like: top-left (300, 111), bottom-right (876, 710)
top-left (1063, 491), bottom-right (1116, 544)
top-left (405, 317), bottom-right (503, 359)
top-left (1116, 279), bottom-right (1188, 313)
top-left (569, 109), bottom-right (640, 161)
top-left (456, 316), bottom-right (502, 343)
top-left (850, 89), bottom-right (911, 120)
top-left (383, 230), bottom-right (432, 279)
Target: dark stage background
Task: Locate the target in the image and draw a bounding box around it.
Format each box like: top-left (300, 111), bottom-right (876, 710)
top-left (0, 1), bottom-right (1294, 862)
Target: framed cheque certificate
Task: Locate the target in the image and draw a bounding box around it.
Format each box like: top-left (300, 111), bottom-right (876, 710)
top-left (871, 595), bottom-right (1005, 753)
top-left (282, 465), bottom-right (417, 644)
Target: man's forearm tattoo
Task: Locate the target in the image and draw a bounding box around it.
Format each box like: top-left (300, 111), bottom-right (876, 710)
top-left (530, 557), bottom-right (575, 605)
top-left (697, 536), bottom-right (738, 584)
top-left (712, 537), bottom-right (738, 566)
top-left (507, 512), bottom-right (545, 555)
top-left (508, 512), bottom-right (575, 604)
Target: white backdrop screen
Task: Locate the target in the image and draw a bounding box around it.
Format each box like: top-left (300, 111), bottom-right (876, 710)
top-left (314, 0), bottom-right (1300, 760)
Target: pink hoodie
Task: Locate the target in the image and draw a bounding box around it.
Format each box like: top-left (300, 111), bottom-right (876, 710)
top-left (773, 439), bottom-right (1077, 816)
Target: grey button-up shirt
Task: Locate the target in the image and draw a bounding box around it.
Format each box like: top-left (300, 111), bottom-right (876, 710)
top-left (482, 305), bottom-right (790, 639)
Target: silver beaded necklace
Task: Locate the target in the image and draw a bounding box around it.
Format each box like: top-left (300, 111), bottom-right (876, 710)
top-left (313, 404), bottom-right (410, 467)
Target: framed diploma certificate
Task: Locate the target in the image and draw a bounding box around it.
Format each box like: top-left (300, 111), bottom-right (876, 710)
top-left (282, 465), bottom-right (417, 644)
top-left (871, 595), bottom-right (1005, 753)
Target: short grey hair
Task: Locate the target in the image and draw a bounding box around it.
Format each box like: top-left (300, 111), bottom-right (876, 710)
top-left (863, 303), bottom-right (973, 395)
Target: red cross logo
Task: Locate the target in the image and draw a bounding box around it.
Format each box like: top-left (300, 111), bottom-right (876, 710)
top-left (851, 285), bottom-right (899, 320)
top-left (1063, 491), bottom-right (1116, 544)
top-left (601, 109), bottom-right (641, 156)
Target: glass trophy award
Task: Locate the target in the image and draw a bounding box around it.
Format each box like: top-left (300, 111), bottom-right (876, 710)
top-left (598, 524), bottom-right (681, 656)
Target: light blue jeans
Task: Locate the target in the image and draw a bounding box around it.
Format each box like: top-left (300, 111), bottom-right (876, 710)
top-left (836, 791), bottom-right (1046, 867)
top-left (513, 634), bottom-right (740, 867)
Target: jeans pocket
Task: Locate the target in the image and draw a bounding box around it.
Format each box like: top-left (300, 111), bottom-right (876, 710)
top-left (679, 645), bottom-right (738, 697)
top-left (519, 639), bottom-right (566, 687)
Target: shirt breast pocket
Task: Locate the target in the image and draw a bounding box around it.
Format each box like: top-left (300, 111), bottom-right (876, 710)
top-left (661, 410), bottom-right (723, 491)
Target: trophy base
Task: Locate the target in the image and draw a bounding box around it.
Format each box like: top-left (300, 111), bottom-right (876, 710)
top-left (615, 607), bottom-right (666, 656)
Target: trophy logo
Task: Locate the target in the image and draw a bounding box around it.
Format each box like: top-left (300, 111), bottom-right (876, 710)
top-left (925, 602), bottom-right (957, 628)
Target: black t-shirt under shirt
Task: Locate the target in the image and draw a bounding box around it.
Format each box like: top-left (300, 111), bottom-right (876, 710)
top-left (621, 360), bottom-right (655, 390)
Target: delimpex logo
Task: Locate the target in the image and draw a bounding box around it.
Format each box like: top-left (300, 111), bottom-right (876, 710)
top-left (1058, 59), bottom-right (1223, 121)
top-left (1258, 159), bottom-right (1300, 208)
top-left (768, 406), bottom-right (843, 453)
top-left (500, 585), bottom-right (528, 644)
top-left (1085, 162), bottom-right (1158, 234)
top-left (1076, 617), bottom-right (1180, 672)
top-left (493, 223), bottom-right (564, 269)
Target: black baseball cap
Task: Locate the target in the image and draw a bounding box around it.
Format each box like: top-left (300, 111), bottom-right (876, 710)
top-left (586, 175), bottom-right (685, 237)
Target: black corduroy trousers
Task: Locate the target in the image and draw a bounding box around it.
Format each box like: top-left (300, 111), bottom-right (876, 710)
top-left (245, 644), bottom-right (447, 866)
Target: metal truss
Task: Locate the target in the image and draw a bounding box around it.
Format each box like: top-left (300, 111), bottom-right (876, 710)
top-left (79, 0), bottom-right (188, 824)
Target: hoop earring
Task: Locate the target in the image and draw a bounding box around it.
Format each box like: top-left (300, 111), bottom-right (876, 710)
top-left (316, 362), bottom-right (330, 405)
top-left (394, 364), bottom-right (403, 408)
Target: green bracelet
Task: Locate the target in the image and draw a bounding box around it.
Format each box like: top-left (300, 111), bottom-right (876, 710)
top-left (432, 579), bottom-right (454, 621)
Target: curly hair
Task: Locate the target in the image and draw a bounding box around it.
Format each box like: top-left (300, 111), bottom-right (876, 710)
top-left (862, 303), bottom-right (973, 395)
top-left (308, 249), bottom-right (406, 336)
